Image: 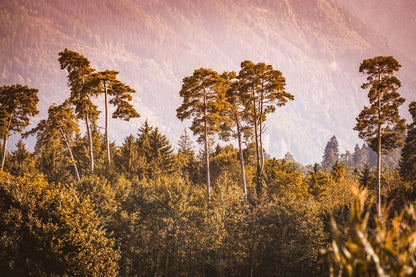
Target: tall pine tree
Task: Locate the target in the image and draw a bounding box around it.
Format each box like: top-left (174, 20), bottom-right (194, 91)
top-left (59, 49), bottom-right (99, 173)
top-left (354, 56), bottom-right (406, 218)
top-left (0, 84), bottom-right (39, 172)
top-left (176, 68), bottom-right (231, 200)
top-left (238, 61), bottom-right (294, 196)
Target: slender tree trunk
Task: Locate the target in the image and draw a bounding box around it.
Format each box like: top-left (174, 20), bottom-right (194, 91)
top-left (1, 136), bottom-right (8, 172)
top-left (252, 86), bottom-right (262, 196)
top-left (203, 88), bottom-right (211, 201)
top-left (60, 127), bottom-right (80, 181)
top-left (235, 113), bottom-right (247, 203)
top-left (104, 81), bottom-right (111, 164)
top-left (1, 114), bottom-right (12, 172)
top-left (377, 89), bottom-right (382, 219)
top-left (259, 83), bottom-right (265, 172)
top-left (85, 115), bottom-right (94, 173)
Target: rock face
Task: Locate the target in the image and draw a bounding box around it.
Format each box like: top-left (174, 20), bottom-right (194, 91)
top-left (1, 0), bottom-right (415, 164)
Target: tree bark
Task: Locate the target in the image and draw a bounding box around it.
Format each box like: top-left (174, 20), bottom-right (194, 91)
top-left (104, 81), bottom-right (111, 164)
top-left (60, 127), bottom-right (80, 181)
top-left (203, 88), bottom-right (211, 201)
top-left (1, 136), bottom-right (8, 172)
top-left (1, 114), bottom-right (12, 172)
top-left (252, 85), bottom-right (262, 196)
top-left (236, 113), bottom-right (247, 203)
top-left (377, 88), bottom-right (382, 219)
top-left (85, 115), bottom-right (94, 173)
top-left (259, 81), bottom-right (265, 172)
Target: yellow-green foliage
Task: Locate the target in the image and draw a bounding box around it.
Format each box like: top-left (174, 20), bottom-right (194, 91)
top-left (0, 172), bottom-right (119, 276)
top-left (322, 194), bottom-right (416, 276)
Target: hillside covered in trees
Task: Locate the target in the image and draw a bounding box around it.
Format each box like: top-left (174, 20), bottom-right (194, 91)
top-left (1, 0), bottom-right (416, 163)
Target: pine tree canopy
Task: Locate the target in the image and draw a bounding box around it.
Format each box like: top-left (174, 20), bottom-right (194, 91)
top-left (354, 56), bottom-right (406, 154)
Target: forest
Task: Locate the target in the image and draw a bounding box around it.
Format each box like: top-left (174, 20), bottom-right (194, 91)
top-left (0, 50), bottom-right (416, 276)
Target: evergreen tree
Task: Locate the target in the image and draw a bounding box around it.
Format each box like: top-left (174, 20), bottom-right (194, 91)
top-left (25, 102), bottom-right (80, 181)
top-left (238, 61), bottom-right (294, 196)
top-left (400, 101), bottom-right (416, 183)
top-left (7, 140), bottom-right (36, 177)
top-left (0, 84), bottom-right (39, 172)
top-left (59, 48), bottom-right (100, 173)
top-left (176, 68), bottom-right (231, 200)
top-left (353, 143), bottom-right (369, 168)
top-left (94, 70), bottom-right (140, 164)
top-left (221, 71), bottom-right (250, 202)
top-left (354, 56), bottom-right (406, 218)
top-left (114, 134), bottom-right (142, 179)
top-left (322, 135), bottom-right (339, 169)
top-left (177, 129), bottom-right (199, 183)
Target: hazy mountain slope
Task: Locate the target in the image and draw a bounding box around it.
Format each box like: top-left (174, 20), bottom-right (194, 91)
top-left (334, 0), bottom-right (416, 63)
top-left (1, 0), bottom-right (415, 164)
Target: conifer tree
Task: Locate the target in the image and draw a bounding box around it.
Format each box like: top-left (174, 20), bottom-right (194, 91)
top-left (177, 129), bottom-right (198, 183)
top-left (400, 101), bottom-right (416, 183)
top-left (94, 70), bottom-right (140, 164)
top-left (354, 56), bottom-right (406, 218)
top-left (59, 49), bottom-right (99, 173)
top-left (24, 102), bottom-right (80, 181)
top-left (176, 68), bottom-right (231, 200)
top-left (322, 135), bottom-right (339, 169)
top-left (221, 71), bottom-right (250, 202)
top-left (0, 84), bottom-right (39, 171)
top-left (238, 61), bottom-right (294, 196)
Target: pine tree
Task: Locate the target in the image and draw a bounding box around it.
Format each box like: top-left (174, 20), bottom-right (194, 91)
top-left (94, 70), bottom-right (140, 164)
top-left (176, 68), bottom-right (231, 200)
top-left (0, 84), bottom-right (39, 171)
top-left (59, 49), bottom-right (99, 173)
top-left (238, 61), bottom-right (294, 196)
top-left (7, 140), bottom-right (36, 177)
top-left (322, 135), bottom-right (339, 169)
top-left (24, 102), bottom-right (80, 181)
top-left (221, 71), bottom-right (250, 202)
top-left (354, 56), bottom-right (406, 218)
top-left (400, 101), bottom-right (416, 183)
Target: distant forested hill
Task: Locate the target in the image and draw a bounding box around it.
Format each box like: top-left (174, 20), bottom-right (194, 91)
top-left (1, 0), bottom-right (415, 163)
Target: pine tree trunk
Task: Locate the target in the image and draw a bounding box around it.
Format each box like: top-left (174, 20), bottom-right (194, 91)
top-left (377, 89), bottom-right (382, 219)
top-left (60, 127), bottom-right (80, 181)
top-left (1, 114), bottom-right (12, 172)
top-left (85, 115), bottom-right (94, 173)
top-left (203, 88), bottom-right (211, 201)
top-left (0, 136), bottom-right (8, 172)
top-left (236, 113), bottom-right (247, 203)
top-left (259, 84), bottom-right (265, 172)
top-left (252, 86), bottom-right (262, 196)
top-left (104, 82), bottom-right (111, 164)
